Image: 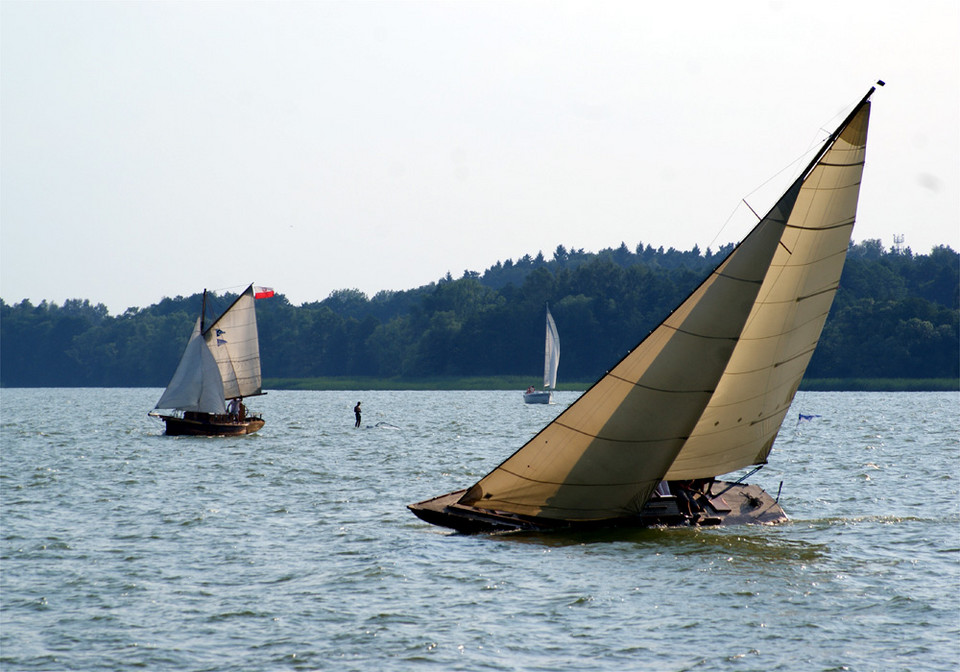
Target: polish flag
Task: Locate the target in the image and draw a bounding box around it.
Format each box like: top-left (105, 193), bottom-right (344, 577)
top-left (253, 286), bottom-right (274, 299)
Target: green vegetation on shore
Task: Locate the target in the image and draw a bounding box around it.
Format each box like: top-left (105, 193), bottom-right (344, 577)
top-left (2, 240), bottom-right (957, 388)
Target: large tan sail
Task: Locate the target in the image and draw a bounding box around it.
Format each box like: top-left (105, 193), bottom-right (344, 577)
top-left (666, 102), bottom-right (871, 480)
top-left (460, 192), bottom-right (798, 520)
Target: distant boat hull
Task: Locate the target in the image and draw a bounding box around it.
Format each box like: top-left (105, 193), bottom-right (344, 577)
top-left (409, 481), bottom-right (787, 534)
top-left (157, 412), bottom-right (265, 436)
top-left (522, 390), bottom-right (553, 404)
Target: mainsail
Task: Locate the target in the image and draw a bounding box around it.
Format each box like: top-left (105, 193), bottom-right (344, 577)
top-left (543, 305), bottom-right (560, 390)
top-left (458, 89), bottom-right (874, 522)
top-left (666, 98), bottom-right (871, 480)
top-left (203, 285), bottom-right (263, 400)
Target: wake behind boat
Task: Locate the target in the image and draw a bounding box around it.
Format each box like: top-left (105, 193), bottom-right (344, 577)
top-left (411, 83), bottom-right (880, 533)
top-left (150, 284), bottom-right (272, 436)
top-left (522, 304), bottom-right (559, 404)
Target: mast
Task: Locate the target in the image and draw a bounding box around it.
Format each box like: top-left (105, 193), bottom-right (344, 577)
top-left (794, 82), bottom-right (880, 184)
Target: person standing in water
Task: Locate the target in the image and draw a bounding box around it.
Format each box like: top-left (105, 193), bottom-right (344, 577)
top-left (354, 401), bottom-right (362, 428)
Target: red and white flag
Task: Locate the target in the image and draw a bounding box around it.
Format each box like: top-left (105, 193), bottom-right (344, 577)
top-left (253, 286), bottom-right (274, 299)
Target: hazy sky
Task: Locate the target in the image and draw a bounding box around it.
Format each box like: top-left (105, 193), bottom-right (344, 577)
top-left (2, 0), bottom-right (957, 314)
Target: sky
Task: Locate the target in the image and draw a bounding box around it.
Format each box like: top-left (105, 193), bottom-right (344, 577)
top-left (2, 0), bottom-right (958, 315)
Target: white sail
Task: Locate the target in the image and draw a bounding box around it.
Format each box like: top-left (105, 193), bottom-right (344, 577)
top-left (459, 91), bottom-right (874, 522)
top-left (543, 306), bottom-right (560, 390)
top-left (665, 101), bottom-right (871, 480)
top-left (154, 318), bottom-right (228, 414)
top-left (203, 285), bottom-right (262, 400)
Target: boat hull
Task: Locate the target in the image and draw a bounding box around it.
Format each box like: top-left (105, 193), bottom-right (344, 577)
top-left (522, 390), bottom-right (553, 404)
top-left (157, 413), bottom-right (265, 436)
top-left (409, 481), bottom-right (787, 533)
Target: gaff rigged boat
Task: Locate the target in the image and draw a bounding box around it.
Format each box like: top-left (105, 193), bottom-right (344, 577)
top-left (150, 284), bottom-right (272, 436)
top-left (522, 304), bottom-right (560, 404)
top-left (411, 84), bottom-right (880, 532)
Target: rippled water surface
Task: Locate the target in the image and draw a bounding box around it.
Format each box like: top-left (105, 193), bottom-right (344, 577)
top-left (2, 389), bottom-right (958, 671)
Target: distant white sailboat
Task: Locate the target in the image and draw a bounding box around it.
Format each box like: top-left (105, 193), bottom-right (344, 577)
top-left (411, 83), bottom-right (880, 532)
top-left (523, 305), bottom-right (560, 404)
top-left (150, 284), bottom-right (272, 436)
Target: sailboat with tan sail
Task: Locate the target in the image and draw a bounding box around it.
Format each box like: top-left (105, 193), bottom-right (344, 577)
top-left (410, 83), bottom-right (881, 533)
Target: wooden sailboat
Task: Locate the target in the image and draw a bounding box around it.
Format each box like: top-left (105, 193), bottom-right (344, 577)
top-left (411, 84), bottom-right (880, 532)
top-left (150, 284), bottom-right (271, 436)
top-left (522, 304), bottom-right (560, 404)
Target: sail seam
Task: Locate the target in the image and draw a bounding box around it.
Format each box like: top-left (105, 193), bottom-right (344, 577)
top-left (748, 408), bottom-right (792, 427)
top-left (489, 468), bottom-right (657, 489)
top-left (607, 372), bottom-right (715, 394)
top-left (817, 160), bottom-right (866, 167)
top-left (797, 286), bottom-right (838, 302)
top-left (553, 419), bottom-right (692, 443)
top-left (660, 324), bottom-right (741, 342)
top-left (773, 346), bottom-right (816, 368)
top-left (714, 272), bottom-right (765, 285)
top-left (784, 217), bottom-right (855, 231)
top-left (732, 309), bottom-right (832, 349)
top-left (767, 245), bottom-right (849, 270)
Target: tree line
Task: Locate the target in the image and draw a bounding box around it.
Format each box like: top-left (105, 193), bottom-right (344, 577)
top-left (1, 240), bottom-right (957, 387)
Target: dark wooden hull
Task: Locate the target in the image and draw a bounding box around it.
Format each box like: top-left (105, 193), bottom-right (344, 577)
top-left (409, 480), bottom-right (787, 533)
top-left (158, 413), bottom-right (265, 436)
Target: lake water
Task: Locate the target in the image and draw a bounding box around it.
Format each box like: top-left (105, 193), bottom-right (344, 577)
top-left (1, 389), bottom-right (958, 671)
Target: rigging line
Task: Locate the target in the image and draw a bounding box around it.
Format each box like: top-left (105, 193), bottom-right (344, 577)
top-left (209, 282), bottom-right (254, 296)
top-left (714, 465), bottom-right (765, 498)
top-left (704, 142), bottom-right (817, 255)
top-left (703, 201), bottom-right (748, 254)
top-left (716, 87), bottom-right (873, 258)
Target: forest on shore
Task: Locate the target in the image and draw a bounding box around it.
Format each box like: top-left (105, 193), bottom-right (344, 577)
top-left (2, 240), bottom-right (958, 389)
